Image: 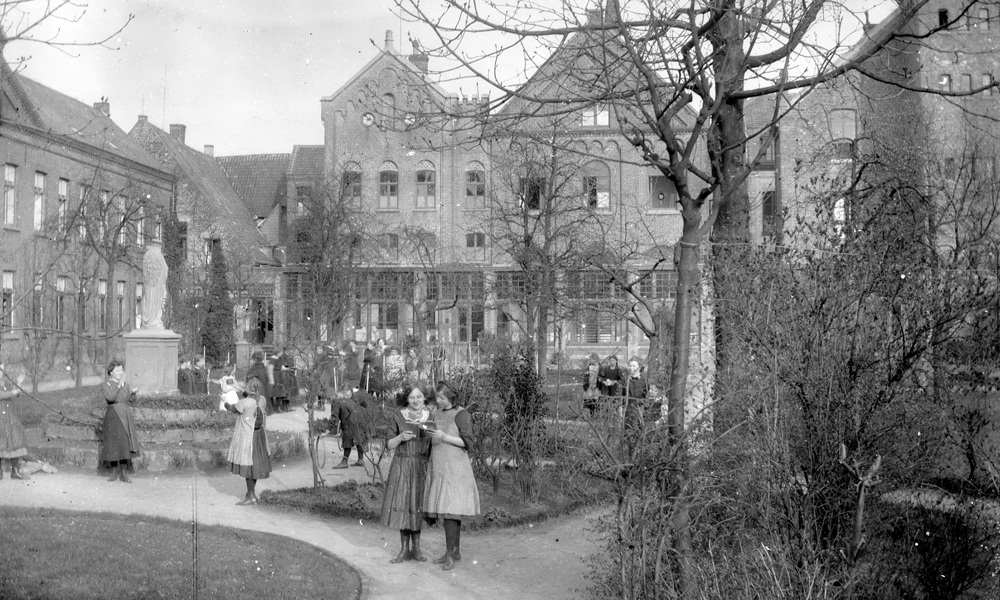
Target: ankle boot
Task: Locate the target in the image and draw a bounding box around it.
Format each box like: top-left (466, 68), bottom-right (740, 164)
top-left (107, 465), bottom-right (118, 481)
top-left (433, 549), bottom-right (451, 565)
top-left (119, 466), bottom-right (132, 483)
top-left (333, 458), bottom-right (349, 469)
top-left (441, 549), bottom-right (455, 570)
top-left (389, 532), bottom-right (410, 564)
top-left (411, 532), bottom-right (427, 562)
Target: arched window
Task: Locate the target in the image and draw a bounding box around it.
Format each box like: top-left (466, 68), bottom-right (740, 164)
top-left (465, 161), bottom-right (486, 209)
top-left (379, 162), bottom-right (398, 209)
top-left (582, 161), bottom-right (611, 209)
top-left (415, 160), bottom-right (436, 209)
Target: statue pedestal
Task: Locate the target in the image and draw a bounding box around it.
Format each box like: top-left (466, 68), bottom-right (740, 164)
top-left (235, 339), bottom-right (250, 371)
top-left (124, 328), bottom-right (181, 395)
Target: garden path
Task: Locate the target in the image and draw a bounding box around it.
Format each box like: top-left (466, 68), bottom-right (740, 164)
top-left (1, 404), bottom-right (601, 600)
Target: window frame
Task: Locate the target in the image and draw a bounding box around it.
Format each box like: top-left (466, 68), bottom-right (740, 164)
top-left (415, 169), bottom-right (436, 209)
top-left (4, 164), bottom-right (16, 226)
top-left (378, 170), bottom-right (399, 210)
top-left (464, 169), bottom-right (486, 209)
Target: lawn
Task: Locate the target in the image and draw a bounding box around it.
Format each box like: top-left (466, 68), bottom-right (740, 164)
top-left (0, 507), bottom-right (361, 600)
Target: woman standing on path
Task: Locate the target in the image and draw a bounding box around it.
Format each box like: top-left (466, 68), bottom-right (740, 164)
top-left (101, 360), bottom-right (140, 483)
top-left (0, 365), bottom-right (29, 480)
top-left (225, 376), bottom-right (271, 505)
top-left (423, 381), bottom-right (480, 570)
top-left (380, 383), bottom-right (434, 563)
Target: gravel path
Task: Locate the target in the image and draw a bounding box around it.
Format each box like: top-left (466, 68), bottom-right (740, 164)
top-left (1, 405), bottom-right (601, 600)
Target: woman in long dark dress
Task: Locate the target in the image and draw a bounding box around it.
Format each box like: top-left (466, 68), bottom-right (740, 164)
top-left (101, 360), bottom-right (140, 483)
top-left (0, 365), bottom-right (29, 480)
top-left (423, 381), bottom-right (480, 570)
top-left (225, 376), bottom-right (271, 505)
top-left (380, 383), bottom-right (434, 563)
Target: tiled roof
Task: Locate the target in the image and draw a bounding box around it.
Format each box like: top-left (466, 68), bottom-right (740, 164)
top-left (10, 73), bottom-right (164, 172)
top-left (289, 145), bottom-right (324, 177)
top-left (130, 120), bottom-right (271, 256)
top-left (216, 154), bottom-right (290, 219)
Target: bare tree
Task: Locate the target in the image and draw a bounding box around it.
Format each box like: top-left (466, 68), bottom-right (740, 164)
top-left (392, 0), bottom-right (998, 595)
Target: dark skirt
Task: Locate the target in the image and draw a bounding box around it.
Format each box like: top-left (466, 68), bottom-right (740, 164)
top-left (229, 428), bottom-right (272, 479)
top-left (381, 453), bottom-right (429, 530)
top-left (101, 406), bottom-right (140, 465)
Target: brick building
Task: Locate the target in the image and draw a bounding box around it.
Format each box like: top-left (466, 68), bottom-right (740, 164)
top-left (0, 63), bottom-right (174, 371)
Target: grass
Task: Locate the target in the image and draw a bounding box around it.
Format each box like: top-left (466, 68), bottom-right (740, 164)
top-left (0, 507), bottom-right (361, 600)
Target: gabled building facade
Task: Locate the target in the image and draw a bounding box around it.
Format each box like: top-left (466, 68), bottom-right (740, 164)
top-left (0, 64), bottom-right (174, 369)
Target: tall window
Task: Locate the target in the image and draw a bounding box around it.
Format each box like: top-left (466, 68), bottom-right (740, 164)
top-left (116, 280), bottom-right (126, 330)
top-left (58, 179), bottom-right (68, 232)
top-left (343, 168), bottom-right (362, 205)
top-left (961, 73), bottom-right (972, 92)
top-left (379, 167), bottom-right (398, 209)
top-left (98, 279), bottom-right (107, 331)
top-left (984, 74), bottom-right (994, 96)
top-left (56, 276), bottom-right (68, 331)
top-left (1, 271), bottom-right (12, 328)
top-left (31, 274), bottom-right (43, 328)
top-left (295, 185), bottom-right (312, 215)
top-left (519, 177), bottom-right (545, 210)
top-left (939, 74), bottom-right (952, 92)
top-left (416, 167), bottom-right (436, 209)
top-left (116, 196), bottom-right (127, 245)
top-left (33, 172), bottom-right (45, 231)
top-left (980, 7), bottom-right (991, 30)
top-left (136, 206), bottom-right (145, 246)
top-left (4, 164), bottom-right (16, 226)
top-left (582, 161), bottom-right (611, 209)
top-left (649, 173), bottom-right (678, 210)
top-left (830, 109), bottom-right (857, 159)
top-left (762, 189), bottom-right (781, 242)
top-left (77, 186), bottom-right (89, 240)
top-left (98, 190), bottom-right (109, 240)
top-left (458, 305), bottom-right (484, 342)
top-left (205, 238), bottom-right (222, 265)
top-left (465, 168), bottom-right (486, 209)
top-left (135, 283), bottom-right (143, 329)
top-left (78, 280), bottom-right (87, 331)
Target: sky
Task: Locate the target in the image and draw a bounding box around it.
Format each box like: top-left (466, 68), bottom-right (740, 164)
top-left (3, 0), bottom-right (897, 158)
top-left (5, 0), bottom-right (434, 156)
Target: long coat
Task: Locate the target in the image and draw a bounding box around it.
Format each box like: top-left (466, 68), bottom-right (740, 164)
top-left (100, 381), bottom-right (140, 463)
top-left (335, 393), bottom-right (371, 448)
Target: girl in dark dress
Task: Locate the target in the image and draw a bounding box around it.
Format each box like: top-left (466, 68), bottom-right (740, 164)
top-left (101, 360), bottom-right (140, 483)
top-left (380, 383), bottom-right (434, 563)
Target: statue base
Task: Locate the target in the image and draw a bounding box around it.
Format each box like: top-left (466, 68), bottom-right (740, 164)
top-left (123, 328), bottom-right (181, 395)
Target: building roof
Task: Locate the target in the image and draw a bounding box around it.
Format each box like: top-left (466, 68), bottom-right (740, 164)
top-left (128, 119), bottom-right (272, 262)
top-left (289, 145), bottom-right (324, 177)
top-left (216, 154), bottom-right (290, 219)
top-left (5, 68), bottom-right (165, 172)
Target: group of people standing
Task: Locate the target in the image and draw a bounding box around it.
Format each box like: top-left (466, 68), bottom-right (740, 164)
top-left (380, 381), bottom-right (480, 570)
top-left (582, 354), bottom-right (655, 429)
top-left (246, 348), bottom-right (299, 414)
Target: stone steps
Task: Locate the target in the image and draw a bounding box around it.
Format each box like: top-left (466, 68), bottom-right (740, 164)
top-left (28, 431), bottom-right (300, 472)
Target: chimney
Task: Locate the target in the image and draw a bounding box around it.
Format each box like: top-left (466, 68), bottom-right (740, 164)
top-left (137, 114), bottom-right (148, 125)
top-left (408, 38), bottom-right (429, 73)
top-left (169, 124), bottom-right (187, 145)
top-left (204, 144), bottom-right (215, 157)
top-left (384, 30), bottom-right (395, 52)
top-left (93, 99), bottom-right (110, 116)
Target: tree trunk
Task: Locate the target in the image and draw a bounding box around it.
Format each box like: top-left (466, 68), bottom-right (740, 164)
top-left (536, 303), bottom-right (548, 377)
top-left (667, 216), bottom-right (700, 600)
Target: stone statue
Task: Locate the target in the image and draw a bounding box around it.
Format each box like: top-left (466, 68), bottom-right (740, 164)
top-left (141, 240), bottom-right (168, 329)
